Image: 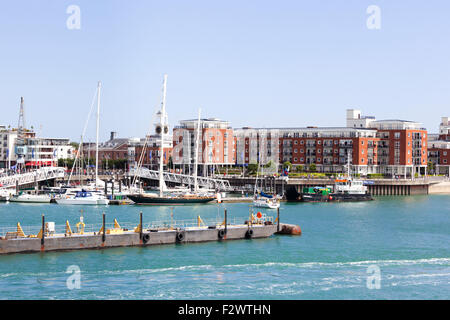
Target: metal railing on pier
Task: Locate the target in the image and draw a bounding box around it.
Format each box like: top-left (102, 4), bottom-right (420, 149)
top-left (129, 167), bottom-right (233, 191)
top-left (0, 167), bottom-right (65, 189)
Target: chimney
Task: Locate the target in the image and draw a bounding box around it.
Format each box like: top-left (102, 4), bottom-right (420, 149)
top-left (110, 131), bottom-right (117, 141)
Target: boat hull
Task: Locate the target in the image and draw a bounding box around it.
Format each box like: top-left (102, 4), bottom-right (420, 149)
top-left (299, 193), bottom-right (373, 202)
top-left (56, 198), bottom-right (109, 205)
top-left (127, 195), bottom-right (215, 204)
top-left (9, 197), bottom-right (51, 203)
top-left (253, 201), bottom-right (280, 209)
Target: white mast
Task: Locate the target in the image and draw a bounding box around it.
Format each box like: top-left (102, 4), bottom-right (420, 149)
top-left (158, 74), bottom-right (168, 197)
top-left (95, 81), bottom-right (101, 189)
top-left (347, 149), bottom-right (351, 178)
top-left (193, 108), bottom-right (201, 193)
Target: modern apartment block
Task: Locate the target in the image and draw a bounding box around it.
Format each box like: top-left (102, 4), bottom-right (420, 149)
top-left (172, 118), bottom-right (235, 171)
top-left (233, 109), bottom-right (428, 176)
top-left (0, 125), bottom-right (74, 169)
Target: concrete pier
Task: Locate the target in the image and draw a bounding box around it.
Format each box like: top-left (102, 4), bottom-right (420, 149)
top-left (0, 224), bottom-right (278, 255)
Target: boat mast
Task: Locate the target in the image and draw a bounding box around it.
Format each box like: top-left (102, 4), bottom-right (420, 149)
top-left (159, 75), bottom-right (168, 197)
top-left (193, 108), bottom-right (201, 193)
top-left (95, 81), bottom-right (101, 189)
top-left (347, 149), bottom-right (351, 179)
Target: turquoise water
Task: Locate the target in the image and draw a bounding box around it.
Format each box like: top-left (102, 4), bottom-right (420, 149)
top-left (0, 196), bottom-right (449, 300)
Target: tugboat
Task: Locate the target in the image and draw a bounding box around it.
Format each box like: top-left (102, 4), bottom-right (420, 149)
top-left (291, 178), bottom-right (373, 202)
top-left (285, 152), bottom-right (373, 202)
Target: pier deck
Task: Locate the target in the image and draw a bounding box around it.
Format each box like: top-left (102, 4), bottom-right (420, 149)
top-left (0, 217), bottom-right (280, 255)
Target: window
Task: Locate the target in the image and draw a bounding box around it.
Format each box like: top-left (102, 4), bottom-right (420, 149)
top-left (361, 150), bottom-right (364, 154)
top-left (317, 158), bottom-right (321, 162)
top-left (361, 140), bottom-right (364, 145)
top-left (300, 157), bottom-right (304, 162)
top-left (294, 149), bottom-right (297, 153)
top-left (361, 158), bottom-right (364, 163)
top-left (294, 140), bottom-right (298, 145)
top-left (300, 149), bottom-right (304, 153)
top-left (444, 151), bottom-right (447, 156)
top-left (395, 132), bottom-right (400, 139)
top-left (300, 140), bottom-right (304, 145)
top-left (294, 158), bottom-right (298, 162)
top-left (444, 159), bottom-right (448, 164)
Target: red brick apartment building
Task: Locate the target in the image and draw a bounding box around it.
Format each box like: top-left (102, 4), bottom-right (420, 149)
top-left (172, 118), bottom-right (235, 173)
top-left (84, 132), bottom-right (173, 169)
top-left (234, 110), bottom-right (428, 177)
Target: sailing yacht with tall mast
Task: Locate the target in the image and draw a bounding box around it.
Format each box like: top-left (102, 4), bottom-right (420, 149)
top-left (252, 160), bottom-right (280, 209)
top-left (57, 82), bottom-right (109, 205)
top-left (127, 75), bottom-right (216, 205)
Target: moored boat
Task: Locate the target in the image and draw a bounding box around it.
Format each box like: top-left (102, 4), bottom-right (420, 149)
top-left (56, 190), bottom-right (109, 205)
top-left (9, 191), bottom-right (52, 203)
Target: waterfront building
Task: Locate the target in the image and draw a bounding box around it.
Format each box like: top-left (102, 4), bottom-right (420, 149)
top-left (128, 134), bottom-right (173, 170)
top-left (172, 118), bottom-right (235, 173)
top-left (427, 117), bottom-right (450, 175)
top-left (233, 110), bottom-right (428, 177)
top-left (0, 125), bottom-right (73, 169)
top-left (25, 137), bottom-right (74, 167)
top-left (0, 125), bottom-right (18, 169)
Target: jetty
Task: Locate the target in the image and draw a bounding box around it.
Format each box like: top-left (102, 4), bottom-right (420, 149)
top-left (0, 209), bottom-right (299, 255)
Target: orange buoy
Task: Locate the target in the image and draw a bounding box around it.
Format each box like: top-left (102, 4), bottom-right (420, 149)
top-left (256, 212), bottom-right (262, 219)
top-left (276, 223), bottom-right (302, 236)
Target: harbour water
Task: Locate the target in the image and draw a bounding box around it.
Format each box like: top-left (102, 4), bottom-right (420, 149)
top-left (0, 195), bottom-right (449, 299)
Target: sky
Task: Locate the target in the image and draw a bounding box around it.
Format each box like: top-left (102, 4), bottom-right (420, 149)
top-left (0, 0), bottom-right (449, 142)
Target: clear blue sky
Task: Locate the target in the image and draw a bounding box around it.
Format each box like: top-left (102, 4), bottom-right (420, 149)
top-left (1, 0), bottom-right (449, 142)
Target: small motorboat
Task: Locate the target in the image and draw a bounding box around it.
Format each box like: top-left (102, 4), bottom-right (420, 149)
top-left (253, 196), bottom-right (280, 209)
top-left (56, 190), bottom-right (109, 205)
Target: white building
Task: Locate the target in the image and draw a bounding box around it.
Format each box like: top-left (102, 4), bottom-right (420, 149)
top-left (346, 109), bottom-right (376, 128)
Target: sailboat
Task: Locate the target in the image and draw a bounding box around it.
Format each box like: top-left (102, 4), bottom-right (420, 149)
top-left (253, 159), bottom-right (280, 209)
top-left (56, 82), bottom-right (109, 205)
top-left (127, 75), bottom-right (216, 205)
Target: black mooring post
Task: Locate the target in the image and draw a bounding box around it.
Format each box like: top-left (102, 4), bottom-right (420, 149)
top-left (104, 182), bottom-right (108, 197)
top-left (102, 213), bottom-right (106, 243)
top-left (41, 214), bottom-right (45, 246)
top-left (139, 211), bottom-right (143, 241)
top-left (277, 207), bottom-right (280, 232)
top-left (224, 208), bottom-right (227, 234)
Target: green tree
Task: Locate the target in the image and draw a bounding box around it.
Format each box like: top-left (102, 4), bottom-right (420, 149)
top-left (309, 163), bottom-right (317, 172)
top-left (247, 163), bottom-right (258, 175)
top-left (282, 161), bottom-right (292, 171)
top-left (264, 160), bottom-right (274, 169)
top-left (296, 165), bottom-right (303, 173)
top-left (427, 161), bottom-right (435, 174)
